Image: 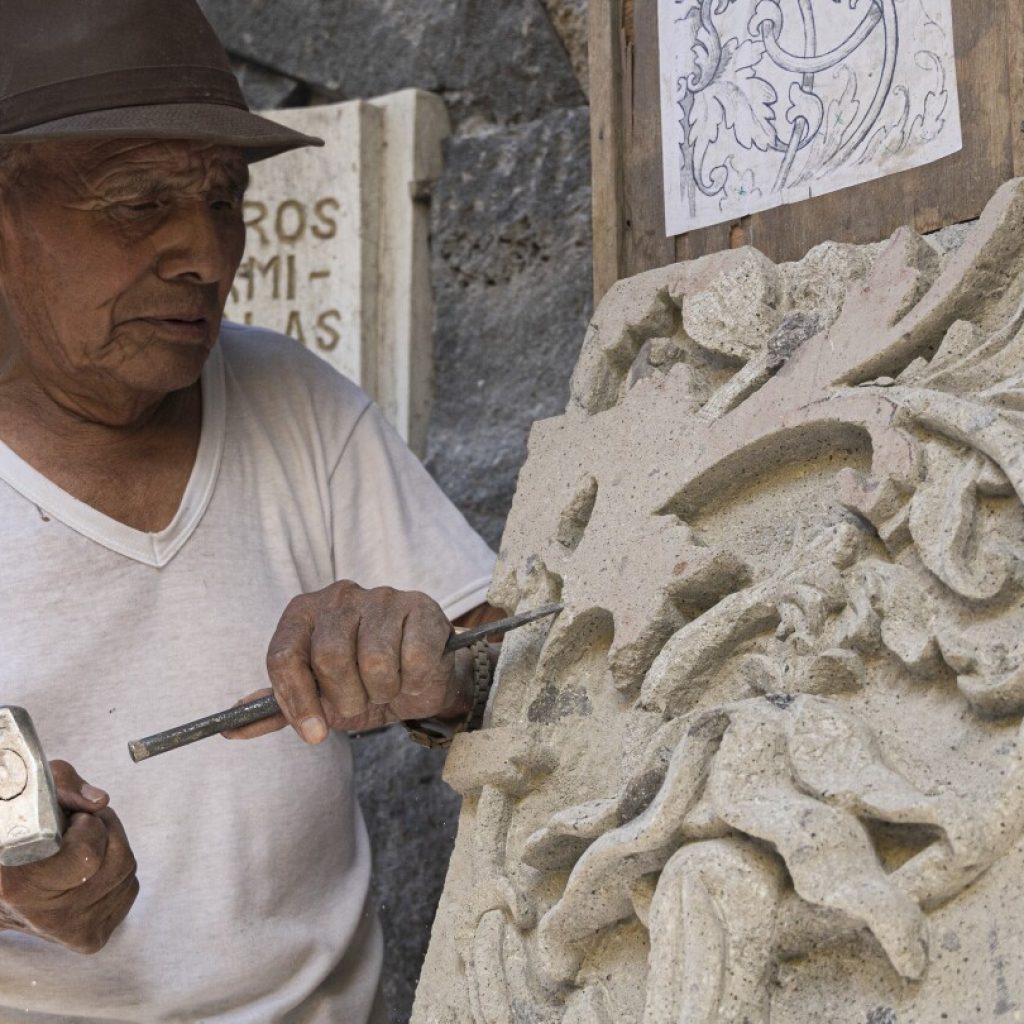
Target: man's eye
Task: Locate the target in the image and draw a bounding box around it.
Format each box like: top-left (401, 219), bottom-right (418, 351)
top-left (119, 201), bottom-right (161, 213)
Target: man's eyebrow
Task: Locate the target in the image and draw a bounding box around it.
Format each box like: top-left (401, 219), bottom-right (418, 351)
top-left (95, 165), bottom-right (249, 198)
top-left (98, 171), bottom-right (164, 197)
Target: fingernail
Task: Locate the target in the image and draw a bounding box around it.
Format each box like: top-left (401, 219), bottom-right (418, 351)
top-left (82, 784), bottom-right (107, 803)
top-left (300, 717), bottom-right (328, 744)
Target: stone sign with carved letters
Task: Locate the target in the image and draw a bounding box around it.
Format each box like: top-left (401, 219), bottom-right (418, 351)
top-left (225, 91), bottom-right (448, 454)
top-left (414, 179), bottom-right (1024, 1021)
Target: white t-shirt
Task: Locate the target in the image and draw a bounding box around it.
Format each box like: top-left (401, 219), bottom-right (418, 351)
top-left (0, 324), bottom-right (495, 1023)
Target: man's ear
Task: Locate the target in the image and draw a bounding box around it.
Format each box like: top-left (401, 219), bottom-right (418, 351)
top-left (0, 201), bottom-right (23, 277)
top-left (0, 223), bottom-right (13, 276)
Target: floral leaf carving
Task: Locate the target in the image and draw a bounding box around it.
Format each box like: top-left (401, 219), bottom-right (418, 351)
top-left (690, 38), bottom-right (776, 151)
top-left (689, 37), bottom-right (777, 194)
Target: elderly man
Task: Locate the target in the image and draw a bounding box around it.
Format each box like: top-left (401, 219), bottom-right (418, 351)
top-left (0, 2), bottom-right (499, 1021)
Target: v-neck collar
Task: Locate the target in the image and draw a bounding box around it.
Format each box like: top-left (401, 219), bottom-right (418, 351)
top-left (0, 345), bottom-right (226, 568)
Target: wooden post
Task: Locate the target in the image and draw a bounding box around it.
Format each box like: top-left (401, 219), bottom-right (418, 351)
top-left (620, 0), bottom-right (676, 284)
top-left (590, 0), bottom-right (1024, 293)
top-left (1010, 0), bottom-right (1024, 177)
top-left (589, 0), bottom-right (625, 304)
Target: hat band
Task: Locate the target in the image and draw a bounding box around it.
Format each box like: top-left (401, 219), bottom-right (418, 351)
top-left (0, 66), bottom-right (248, 133)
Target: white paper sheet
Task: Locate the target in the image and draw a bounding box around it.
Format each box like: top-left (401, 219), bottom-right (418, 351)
top-left (658, 0), bottom-right (963, 236)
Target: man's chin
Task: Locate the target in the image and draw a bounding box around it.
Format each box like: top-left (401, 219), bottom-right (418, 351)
top-left (118, 335), bottom-right (216, 398)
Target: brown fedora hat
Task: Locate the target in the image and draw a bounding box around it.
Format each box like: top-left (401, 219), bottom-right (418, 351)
top-left (0, 0), bottom-right (323, 162)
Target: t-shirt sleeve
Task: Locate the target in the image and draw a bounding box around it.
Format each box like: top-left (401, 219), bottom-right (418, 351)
top-left (327, 403), bottom-right (496, 619)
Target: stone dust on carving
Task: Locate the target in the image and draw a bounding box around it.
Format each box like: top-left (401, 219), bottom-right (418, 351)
top-left (413, 179), bottom-right (1024, 1022)
top-left (658, 0), bottom-right (963, 235)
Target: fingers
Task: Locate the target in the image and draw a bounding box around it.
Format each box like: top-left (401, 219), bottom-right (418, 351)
top-left (221, 689), bottom-right (288, 740)
top-left (17, 812), bottom-right (108, 893)
top-left (49, 760), bottom-right (109, 813)
top-left (355, 595), bottom-right (403, 705)
top-left (87, 874), bottom-right (140, 953)
top-left (0, 802), bottom-right (139, 954)
top-left (392, 646), bottom-right (466, 722)
top-left (266, 595), bottom-right (328, 745)
top-left (266, 582), bottom-right (462, 739)
top-left (55, 808), bottom-right (138, 954)
top-left (311, 606), bottom-right (366, 720)
top-left (311, 587), bottom-right (450, 722)
top-left (398, 601), bottom-right (452, 697)
top-left (66, 872), bottom-right (141, 955)
top-left (84, 809), bottom-right (137, 899)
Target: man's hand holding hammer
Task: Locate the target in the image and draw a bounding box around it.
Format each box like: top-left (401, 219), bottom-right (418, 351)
top-left (0, 762), bottom-right (138, 954)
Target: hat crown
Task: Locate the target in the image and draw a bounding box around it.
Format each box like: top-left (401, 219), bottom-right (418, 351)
top-left (0, 0), bottom-right (245, 131)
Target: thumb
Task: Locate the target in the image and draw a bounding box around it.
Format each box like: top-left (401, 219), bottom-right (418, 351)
top-left (48, 760), bottom-right (109, 813)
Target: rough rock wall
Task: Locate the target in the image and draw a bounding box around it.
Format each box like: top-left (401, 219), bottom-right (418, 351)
top-left (200, 0), bottom-right (592, 543)
top-left (427, 107), bottom-right (593, 545)
top-left (414, 178), bottom-right (1024, 1022)
top-left (197, 2), bottom-right (592, 1019)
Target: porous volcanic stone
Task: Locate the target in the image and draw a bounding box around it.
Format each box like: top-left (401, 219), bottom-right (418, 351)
top-left (425, 106), bottom-right (593, 549)
top-left (414, 179), bottom-right (1024, 1022)
top-left (198, 0), bottom-right (585, 129)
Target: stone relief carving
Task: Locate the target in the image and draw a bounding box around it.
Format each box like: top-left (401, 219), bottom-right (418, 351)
top-left (413, 178), bottom-right (1024, 1023)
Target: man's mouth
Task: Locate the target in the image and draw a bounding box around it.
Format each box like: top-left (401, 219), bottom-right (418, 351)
top-left (137, 314), bottom-right (212, 340)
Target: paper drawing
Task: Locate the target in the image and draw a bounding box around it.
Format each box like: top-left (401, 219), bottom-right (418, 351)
top-left (658, 0), bottom-right (963, 236)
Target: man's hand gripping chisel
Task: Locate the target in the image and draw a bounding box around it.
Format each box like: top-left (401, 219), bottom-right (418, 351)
top-left (0, 707), bottom-right (63, 867)
top-left (128, 603), bottom-right (563, 763)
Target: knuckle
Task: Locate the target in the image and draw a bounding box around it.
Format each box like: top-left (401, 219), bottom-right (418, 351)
top-left (325, 580), bottom-right (363, 604)
top-left (285, 593), bottom-right (314, 615)
top-left (410, 590), bottom-right (444, 618)
top-left (360, 650), bottom-right (394, 680)
top-left (47, 759), bottom-right (74, 781)
top-left (117, 846), bottom-right (139, 881)
top-left (266, 648), bottom-right (302, 675)
top-left (322, 696), bottom-right (360, 727)
top-left (0, 869), bottom-right (22, 902)
top-left (368, 585), bottom-right (397, 604)
top-left (67, 825), bottom-right (105, 867)
top-left (76, 928), bottom-right (108, 955)
top-left (392, 692), bottom-right (435, 719)
top-left (402, 644), bottom-right (436, 677)
top-left (121, 877), bottom-right (141, 913)
top-left (310, 646), bottom-right (349, 682)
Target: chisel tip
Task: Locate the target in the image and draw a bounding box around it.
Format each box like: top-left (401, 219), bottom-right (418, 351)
top-left (128, 740), bottom-right (151, 763)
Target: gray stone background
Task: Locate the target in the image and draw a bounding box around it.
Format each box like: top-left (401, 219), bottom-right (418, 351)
top-left (196, 2), bottom-right (593, 1019)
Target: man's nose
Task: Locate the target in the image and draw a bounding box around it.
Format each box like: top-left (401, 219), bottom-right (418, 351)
top-left (153, 201), bottom-right (242, 286)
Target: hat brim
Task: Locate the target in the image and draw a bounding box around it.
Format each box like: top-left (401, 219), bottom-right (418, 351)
top-left (0, 102), bottom-right (324, 163)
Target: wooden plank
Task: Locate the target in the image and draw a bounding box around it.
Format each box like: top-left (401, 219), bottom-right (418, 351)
top-left (590, 0), bottom-right (626, 303)
top-left (1009, 0), bottom-right (1024, 177)
top-left (676, 221), bottom-right (731, 262)
top-left (595, 0), bottom-right (1022, 282)
top-left (745, 0), bottom-right (1013, 263)
top-left (620, 0), bottom-right (675, 279)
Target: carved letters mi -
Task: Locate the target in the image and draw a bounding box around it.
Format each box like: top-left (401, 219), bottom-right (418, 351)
top-left (414, 180), bottom-right (1024, 1022)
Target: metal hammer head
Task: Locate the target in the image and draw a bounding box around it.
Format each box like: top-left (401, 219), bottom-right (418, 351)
top-left (0, 707), bottom-right (62, 867)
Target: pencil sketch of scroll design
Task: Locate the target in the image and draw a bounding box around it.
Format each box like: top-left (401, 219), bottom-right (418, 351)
top-left (661, 0), bottom-right (958, 228)
top-left (412, 180), bottom-right (1024, 1023)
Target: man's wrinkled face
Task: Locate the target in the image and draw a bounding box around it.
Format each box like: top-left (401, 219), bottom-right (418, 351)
top-left (0, 138), bottom-right (247, 418)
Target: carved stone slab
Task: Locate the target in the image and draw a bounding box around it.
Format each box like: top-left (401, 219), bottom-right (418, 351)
top-left (224, 90), bottom-right (448, 455)
top-left (413, 178), bottom-right (1024, 1022)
